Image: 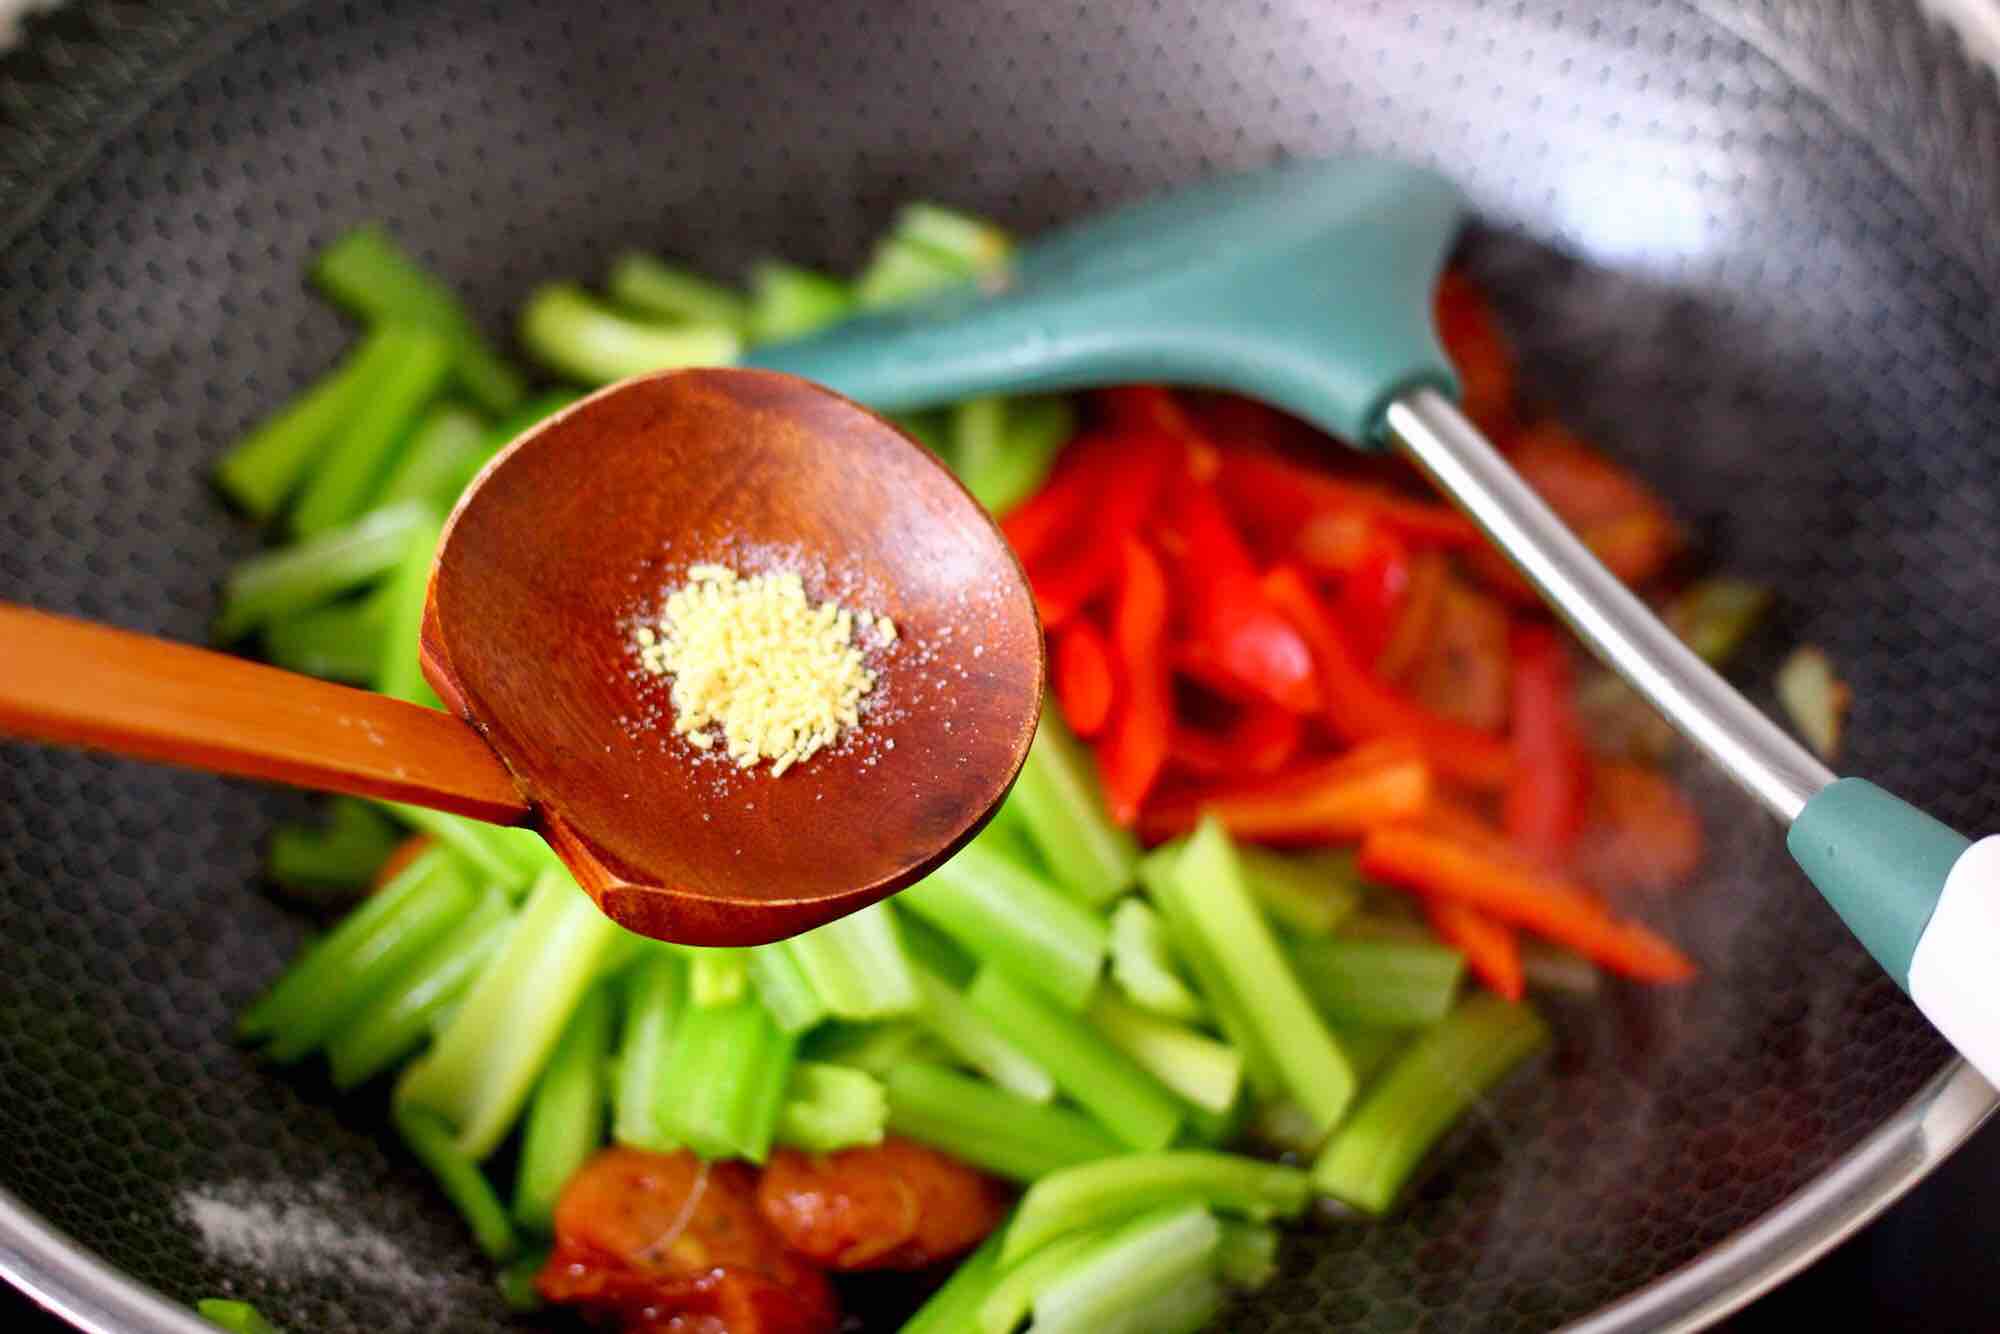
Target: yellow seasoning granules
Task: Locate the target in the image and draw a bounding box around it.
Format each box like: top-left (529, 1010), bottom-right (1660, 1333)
top-left (634, 563), bottom-right (893, 775)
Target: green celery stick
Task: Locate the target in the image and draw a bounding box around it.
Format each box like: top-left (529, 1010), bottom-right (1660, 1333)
top-left (892, 907), bottom-right (978, 986)
top-left (655, 994), bottom-right (796, 1162)
top-left (514, 985), bottom-right (613, 1233)
top-left (1334, 1024), bottom-right (1413, 1088)
top-left (1029, 1203), bottom-right (1220, 1334)
top-left (264, 797), bottom-right (399, 902)
top-left (396, 869), bottom-right (623, 1158)
top-left (911, 962), bottom-right (1055, 1103)
top-left (394, 1104), bottom-right (517, 1260)
top-left (1167, 819), bottom-right (1355, 1131)
top-left (1312, 993), bottom-right (1549, 1214)
top-left (261, 585), bottom-right (391, 683)
top-left (215, 499), bottom-right (433, 640)
top-left (804, 1021), bottom-right (949, 1077)
top-left (1214, 1219), bottom-right (1280, 1290)
top-left (496, 1248), bottom-right (549, 1312)
top-left (371, 508), bottom-right (446, 707)
top-left (854, 235), bottom-right (974, 309)
top-left (1009, 712), bottom-right (1138, 905)
top-left (774, 1061), bottom-right (887, 1152)
top-left (784, 901), bottom-right (920, 1019)
top-left (977, 1230), bottom-right (1098, 1334)
top-left (612, 952), bottom-right (687, 1150)
top-left (745, 261), bottom-right (854, 343)
top-left (1001, 1151), bottom-right (1309, 1266)
top-left (899, 1226), bottom-right (1007, 1334)
top-left (889, 408), bottom-right (954, 461)
top-left (1081, 1266), bottom-right (1222, 1334)
top-left (312, 225), bottom-right (525, 414)
top-left (1236, 846), bottom-right (1365, 935)
top-left (195, 1299), bottom-right (285, 1334)
top-left (213, 349), bottom-right (372, 520)
top-left (289, 325), bottom-right (451, 538)
top-left (967, 967), bottom-right (1181, 1152)
top-left (893, 202), bottom-right (1014, 271)
top-left (375, 405), bottom-right (492, 513)
top-left (519, 282), bottom-right (739, 385)
top-left (884, 1062), bottom-right (1120, 1184)
top-left (688, 947), bottom-right (749, 1007)
top-left (899, 835), bottom-right (1107, 1011)
top-left (956, 393), bottom-right (1075, 515)
top-left (324, 888), bottom-right (512, 1088)
top-left (381, 804), bottom-right (552, 893)
top-left (744, 941), bottom-right (827, 1034)
top-left (1107, 899), bottom-right (1205, 1023)
top-left (1287, 936), bottom-right (1466, 1028)
top-left (1087, 990), bottom-right (1242, 1115)
top-left (606, 252), bottom-right (749, 333)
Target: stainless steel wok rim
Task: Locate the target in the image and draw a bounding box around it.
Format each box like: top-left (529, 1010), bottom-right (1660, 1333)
top-left (0, 1), bottom-right (1996, 1330)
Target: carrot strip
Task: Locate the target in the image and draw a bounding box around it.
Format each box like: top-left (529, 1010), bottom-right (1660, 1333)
top-left (1051, 618), bottom-right (1116, 738)
top-left (1424, 900), bottom-right (1523, 1002)
top-left (1262, 566), bottom-right (1512, 790)
top-left (1096, 539), bottom-right (1173, 825)
top-left (1502, 625), bottom-right (1590, 866)
top-left (1358, 827), bottom-right (1695, 984)
top-left (1138, 738), bottom-right (1429, 844)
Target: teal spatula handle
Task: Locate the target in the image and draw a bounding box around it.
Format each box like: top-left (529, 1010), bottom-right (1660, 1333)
top-left (1390, 387), bottom-right (2000, 1083)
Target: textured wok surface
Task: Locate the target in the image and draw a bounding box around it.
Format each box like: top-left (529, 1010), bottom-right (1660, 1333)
top-left (1, 1), bottom-right (1997, 1329)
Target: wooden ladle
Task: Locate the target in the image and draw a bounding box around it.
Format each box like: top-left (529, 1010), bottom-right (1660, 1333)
top-left (0, 368), bottom-right (1045, 946)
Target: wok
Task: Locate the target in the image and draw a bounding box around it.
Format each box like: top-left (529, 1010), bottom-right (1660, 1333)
top-left (1, 1), bottom-right (1998, 1330)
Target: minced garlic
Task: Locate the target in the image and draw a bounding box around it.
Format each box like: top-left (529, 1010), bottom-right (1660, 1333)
top-left (634, 563), bottom-right (886, 774)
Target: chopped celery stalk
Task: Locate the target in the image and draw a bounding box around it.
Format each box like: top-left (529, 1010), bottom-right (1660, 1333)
top-left (1107, 899), bottom-right (1205, 1023)
top-left (1236, 846), bottom-right (1365, 935)
top-left (1666, 577), bottom-right (1771, 665)
top-left (1001, 1151), bottom-right (1310, 1266)
top-left (1214, 1219), bottom-right (1280, 1290)
top-left (394, 1103), bottom-right (517, 1260)
top-left (894, 202), bottom-right (1015, 272)
top-left (1521, 940), bottom-right (1601, 995)
top-left (1087, 990), bottom-right (1242, 1115)
top-left (785, 901), bottom-right (920, 1019)
top-left (654, 995), bottom-right (796, 1162)
top-left (894, 906), bottom-right (978, 987)
top-left (372, 508), bottom-right (446, 707)
top-left (688, 947), bottom-right (750, 1008)
top-left (395, 869), bottom-right (623, 1159)
top-left (1167, 819), bottom-right (1355, 1131)
top-left (195, 1299), bottom-right (285, 1334)
top-left (1029, 1203), bottom-right (1220, 1334)
top-left (854, 235), bottom-right (974, 309)
top-left (1138, 841), bottom-right (1282, 1099)
top-left (746, 942), bottom-right (826, 1033)
top-left (485, 389), bottom-right (585, 450)
top-left (1009, 712), bottom-right (1139, 904)
top-left (884, 1062), bottom-right (1120, 1184)
top-left (775, 1061), bottom-right (887, 1152)
top-left (1246, 1098), bottom-right (1326, 1159)
top-left (1335, 907), bottom-right (1435, 944)
top-left (215, 500), bottom-right (433, 640)
top-left (899, 1226), bottom-right (1007, 1334)
top-left (1287, 937), bottom-right (1466, 1029)
top-left (805, 1021), bottom-right (949, 1077)
top-left (606, 252), bottom-right (750, 332)
top-left (745, 261), bottom-right (855, 343)
top-left (967, 967), bottom-right (1181, 1151)
top-left (1312, 994), bottom-right (1551, 1214)
top-left (612, 953), bottom-right (686, 1150)
top-left (889, 408), bottom-right (953, 461)
top-left (289, 326), bottom-right (452, 538)
top-left (262, 587), bottom-right (390, 683)
top-left (977, 1230), bottom-right (1097, 1334)
top-left (311, 225), bottom-right (525, 414)
top-left (912, 963), bottom-right (1056, 1103)
top-left (241, 847), bottom-right (473, 1056)
top-left (519, 282), bottom-right (740, 385)
top-left (375, 405), bottom-right (492, 514)
top-left (1179, 1089), bottom-right (1246, 1149)
top-left (1777, 644), bottom-right (1849, 761)
top-left (265, 797), bottom-right (399, 901)
top-left (382, 804), bottom-right (551, 892)
top-left (324, 888), bottom-right (512, 1088)
top-left (1094, 1266), bottom-right (1224, 1334)
top-left (900, 837), bottom-right (1107, 1012)
top-left (213, 350), bottom-right (371, 520)
top-left (496, 1248), bottom-right (549, 1312)
top-left (513, 986), bottom-right (613, 1233)
top-left (1332, 1025), bottom-right (1412, 1088)
top-left (957, 393), bottom-right (1075, 515)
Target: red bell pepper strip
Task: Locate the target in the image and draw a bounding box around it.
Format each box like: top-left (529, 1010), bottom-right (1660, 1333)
top-left (1051, 618), bottom-right (1116, 739)
top-left (1137, 738), bottom-right (1430, 844)
top-left (1502, 625), bottom-right (1591, 866)
top-left (1358, 826), bottom-right (1696, 984)
top-left (1434, 269), bottom-right (1517, 439)
top-left (999, 432), bottom-right (1119, 567)
top-left (1261, 566), bottom-right (1512, 790)
top-left (1334, 527), bottom-right (1410, 665)
top-left (1021, 433), bottom-right (1177, 627)
top-left (1166, 697), bottom-right (1303, 780)
top-left (1570, 759), bottom-right (1705, 895)
top-left (1374, 549), bottom-right (1449, 682)
top-left (1096, 538), bottom-right (1173, 825)
top-left (1424, 899), bottom-right (1523, 1002)
top-left (1214, 449), bottom-right (1482, 550)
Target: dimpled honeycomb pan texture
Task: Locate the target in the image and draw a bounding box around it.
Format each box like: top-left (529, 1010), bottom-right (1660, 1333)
top-left (2, 1), bottom-right (1999, 1331)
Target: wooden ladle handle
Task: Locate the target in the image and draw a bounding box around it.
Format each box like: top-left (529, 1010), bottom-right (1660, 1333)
top-left (0, 603), bottom-right (530, 824)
